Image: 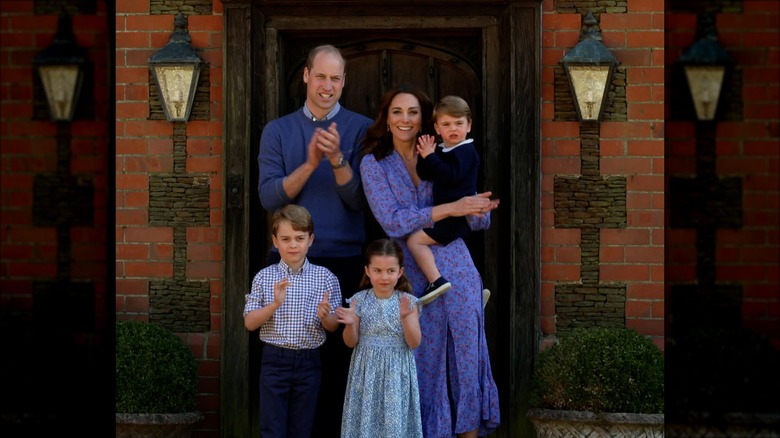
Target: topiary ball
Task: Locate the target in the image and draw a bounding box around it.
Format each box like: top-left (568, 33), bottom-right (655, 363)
top-left (530, 327), bottom-right (664, 414)
top-left (116, 320), bottom-right (199, 413)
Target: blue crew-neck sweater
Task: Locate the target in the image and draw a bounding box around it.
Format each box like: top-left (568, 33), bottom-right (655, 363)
top-left (258, 107), bottom-right (372, 257)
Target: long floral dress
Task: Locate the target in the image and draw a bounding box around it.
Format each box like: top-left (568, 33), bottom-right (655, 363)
top-left (360, 152), bottom-right (500, 437)
top-left (341, 289), bottom-right (422, 438)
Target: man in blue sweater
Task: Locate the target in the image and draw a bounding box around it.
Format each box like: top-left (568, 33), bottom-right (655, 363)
top-left (257, 44), bottom-right (372, 437)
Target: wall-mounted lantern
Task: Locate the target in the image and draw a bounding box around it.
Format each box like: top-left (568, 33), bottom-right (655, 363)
top-left (678, 13), bottom-right (732, 121)
top-left (33, 12), bottom-right (86, 122)
top-left (148, 12), bottom-right (203, 122)
top-left (561, 11), bottom-right (619, 122)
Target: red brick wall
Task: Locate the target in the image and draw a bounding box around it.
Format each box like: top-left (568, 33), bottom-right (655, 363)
top-left (115, 1), bottom-right (224, 436)
top-left (1, 0), bottom-right (111, 433)
top-left (1, 2), bottom-right (110, 302)
top-left (666, 1), bottom-right (780, 348)
top-left (540, 0), bottom-right (666, 349)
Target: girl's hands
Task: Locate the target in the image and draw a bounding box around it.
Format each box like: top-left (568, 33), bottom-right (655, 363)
top-left (400, 294), bottom-right (413, 319)
top-left (399, 293), bottom-right (422, 349)
top-left (335, 297), bottom-right (359, 325)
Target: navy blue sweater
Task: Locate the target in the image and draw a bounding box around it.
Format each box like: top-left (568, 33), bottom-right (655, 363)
top-left (416, 139), bottom-right (480, 205)
top-left (258, 107), bottom-right (372, 257)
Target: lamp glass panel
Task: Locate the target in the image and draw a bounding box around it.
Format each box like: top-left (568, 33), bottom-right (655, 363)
top-left (566, 65), bottom-right (611, 121)
top-left (38, 65), bottom-right (79, 121)
top-left (684, 65), bottom-right (725, 121)
top-left (153, 64), bottom-right (196, 121)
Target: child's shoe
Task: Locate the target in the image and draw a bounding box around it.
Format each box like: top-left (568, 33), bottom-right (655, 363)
top-left (482, 289), bottom-right (491, 309)
top-left (419, 277), bottom-right (451, 305)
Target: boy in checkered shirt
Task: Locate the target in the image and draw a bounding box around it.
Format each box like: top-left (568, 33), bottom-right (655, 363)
top-left (244, 204), bottom-right (342, 438)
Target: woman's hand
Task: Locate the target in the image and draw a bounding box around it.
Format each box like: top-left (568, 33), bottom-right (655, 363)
top-left (454, 191), bottom-right (500, 217)
top-left (431, 191), bottom-right (499, 223)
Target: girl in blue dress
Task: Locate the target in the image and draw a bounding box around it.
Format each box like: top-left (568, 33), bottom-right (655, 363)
top-left (336, 239), bottom-right (423, 438)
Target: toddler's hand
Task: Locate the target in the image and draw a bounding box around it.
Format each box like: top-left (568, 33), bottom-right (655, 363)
top-left (416, 134), bottom-right (436, 158)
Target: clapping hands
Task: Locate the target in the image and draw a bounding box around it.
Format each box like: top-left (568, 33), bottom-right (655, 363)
top-left (317, 291), bottom-right (332, 320)
top-left (335, 296), bottom-right (359, 325)
top-left (307, 122), bottom-right (342, 166)
top-left (273, 277), bottom-right (289, 306)
top-left (399, 294), bottom-right (413, 319)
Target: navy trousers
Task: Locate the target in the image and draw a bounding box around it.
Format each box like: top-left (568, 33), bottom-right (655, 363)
top-left (259, 343), bottom-right (321, 438)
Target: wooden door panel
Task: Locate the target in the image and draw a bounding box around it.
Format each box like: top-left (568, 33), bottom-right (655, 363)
top-left (341, 52), bottom-right (383, 119)
top-left (385, 51), bottom-right (431, 90)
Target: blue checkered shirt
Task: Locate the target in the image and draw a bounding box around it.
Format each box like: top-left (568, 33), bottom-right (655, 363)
top-left (244, 258), bottom-right (342, 349)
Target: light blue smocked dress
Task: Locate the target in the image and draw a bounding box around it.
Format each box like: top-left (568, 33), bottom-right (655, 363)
top-left (340, 289), bottom-right (423, 438)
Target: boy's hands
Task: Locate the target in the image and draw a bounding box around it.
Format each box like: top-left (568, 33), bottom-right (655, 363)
top-left (416, 134), bottom-right (436, 158)
top-left (317, 291), bottom-right (332, 320)
top-left (273, 278), bottom-right (289, 306)
top-left (318, 291), bottom-right (341, 333)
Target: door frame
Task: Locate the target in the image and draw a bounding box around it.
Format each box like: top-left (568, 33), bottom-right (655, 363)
top-left (220, 1), bottom-right (541, 436)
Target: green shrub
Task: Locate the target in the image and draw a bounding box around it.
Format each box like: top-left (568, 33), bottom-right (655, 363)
top-left (115, 320), bottom-right (199, 413)
top-left (529, 327), bottom-right (664, 414)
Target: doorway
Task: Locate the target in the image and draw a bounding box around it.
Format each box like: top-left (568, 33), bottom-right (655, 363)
top-left (221, 3), bottom-right (541, 437)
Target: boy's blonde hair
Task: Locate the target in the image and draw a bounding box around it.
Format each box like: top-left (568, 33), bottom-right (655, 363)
top-left (271, 204), bottom-right (314, 235)
top-left (433, 95), bottom-right (472, 123)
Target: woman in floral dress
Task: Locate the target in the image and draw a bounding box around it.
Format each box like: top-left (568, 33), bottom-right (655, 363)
top-left (359, 85), bottom-right (500, 437)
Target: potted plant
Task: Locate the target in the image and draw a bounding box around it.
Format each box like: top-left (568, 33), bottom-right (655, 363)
top-left (527, 327), bottom-right (664, 438)
top-left (115, 320), bottom-right (203, 437)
